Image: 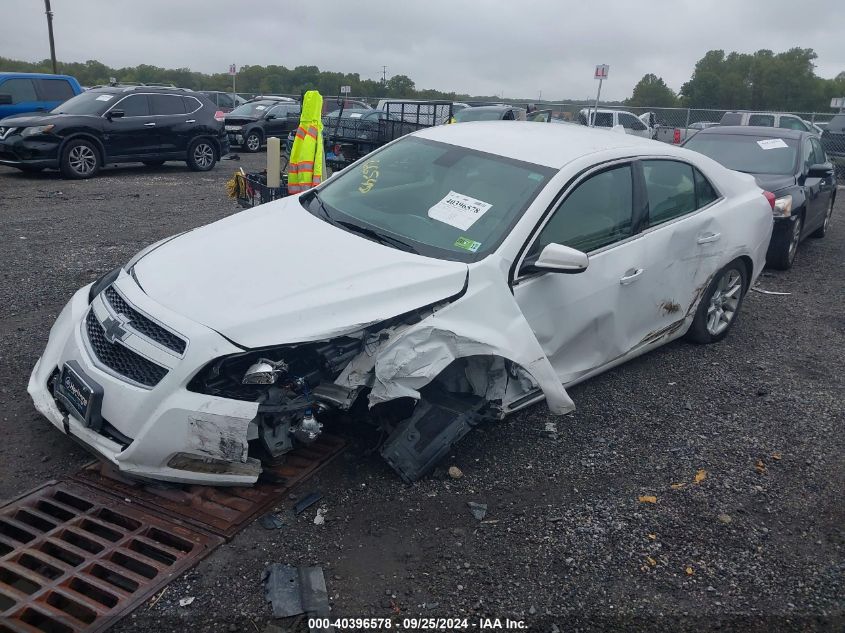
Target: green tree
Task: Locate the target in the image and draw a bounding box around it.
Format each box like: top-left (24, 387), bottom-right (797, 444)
top-left (385, 74), bottom-right (415, 98)
top-left (627, 74), bottom-right (677, 107)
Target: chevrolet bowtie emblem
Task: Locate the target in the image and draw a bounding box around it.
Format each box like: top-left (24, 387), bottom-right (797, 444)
top-left (101, 315), bottom-right (128, 344)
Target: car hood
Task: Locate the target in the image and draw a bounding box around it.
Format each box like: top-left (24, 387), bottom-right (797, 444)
top-left (224, 115), bottom-right (260, 125)
top-left (0, 112), bottom-right (63, 127)
top-left (751, 173), bottom-right (796, 194)
top-left (132, 197), bottom-right (469, 347)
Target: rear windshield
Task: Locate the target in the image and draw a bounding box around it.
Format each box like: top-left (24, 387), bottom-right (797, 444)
top-left (684, 133), bottom-right (798, 175)
top-left (50, 91), bottom-right (116, 115)
top-left (454, 109), bottom-right (507, 122)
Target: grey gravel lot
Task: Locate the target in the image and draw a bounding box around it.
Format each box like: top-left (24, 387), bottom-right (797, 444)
top-left (0, 158), bottom-right (842, 633)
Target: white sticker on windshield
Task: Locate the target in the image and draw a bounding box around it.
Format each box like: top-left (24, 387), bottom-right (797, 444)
top-left (255, 105), bottom-right (266, 111)
top-left (95, 95), bottom-right (114, 101)
top-left (428, 191), bottom-right (492, 230)
top-left (757, 138), bottom-right (788, 150)
top-left (349, 113), bottom-right (362, 118)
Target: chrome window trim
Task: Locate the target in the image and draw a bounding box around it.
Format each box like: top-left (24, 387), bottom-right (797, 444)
top-left (102, 92), bottom-right (202, 118)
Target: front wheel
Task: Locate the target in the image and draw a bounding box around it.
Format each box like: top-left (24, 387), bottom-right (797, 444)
top-left (767, 215), bottom-right (802, 270)
top-left (685, 260), bottom-right (748, 344)
top-left (186, 139), bottom-right (217, 171)
top-left (60, 139), bottom-right (100, 179)
top-left (242, 130), bottom-right (262, 153)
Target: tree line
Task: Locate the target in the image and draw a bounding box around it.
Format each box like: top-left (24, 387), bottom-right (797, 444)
top-left (2, 47), bottom-right (843, 112)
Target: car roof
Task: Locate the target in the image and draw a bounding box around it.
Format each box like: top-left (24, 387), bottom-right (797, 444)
top-left (0, 71), bottom-right (77, 80)
top-left (693, 125), bottom-right (807, 140)
top-left (416, 121), bottom-right (668, 169)
top-left (465, 105), bottom-right (521, 112)
top-left (86, 85), bottom-right (195, 94)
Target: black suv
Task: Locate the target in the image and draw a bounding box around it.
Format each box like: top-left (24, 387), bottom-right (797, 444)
top-left (820, 114), bottom-right (845, 178)
top-left (224, 98), bottom-right (300, 152)
top-left (0, 86), bottom-right (228, 178)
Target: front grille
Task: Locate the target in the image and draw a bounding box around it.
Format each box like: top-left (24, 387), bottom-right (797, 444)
top-left (105, 286), bottom-right (187, 354)
top-left (85, 310), bottom-right (168, 387)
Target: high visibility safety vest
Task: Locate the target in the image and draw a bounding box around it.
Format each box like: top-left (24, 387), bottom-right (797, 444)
top-left (287, 90), bottom-right (325, 194)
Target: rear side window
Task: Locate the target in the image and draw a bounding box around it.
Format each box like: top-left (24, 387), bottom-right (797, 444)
top-left (182, 96), bottom-right (202, 113)
top-left (117, 94), bottom-right (150, 117)
top-left (531, 165), bottom-right (633, 254)
top-left (748, 114), bottom-right (775, 127)
top-left (694, 168), bottom-right (719, 207)
top-left (149, 94), bottom-right (186, 115)
top-left (778, 116), bottom-right (807, 131)
top-left (810, 138), bottom-right (827, 164)
top-left (36, 78), bottom-right (75, 101)
top-left (0, 78), bottom-right (37, 103)
top-left (642, 160), bottom-right (696, 225)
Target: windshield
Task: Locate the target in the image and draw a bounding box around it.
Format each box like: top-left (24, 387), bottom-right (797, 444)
top-left (50, 92), bottom-right (115, 115)
top-left (229, 101), bottom-right (277, 116)
top-left (454, 109), bottom-right (507, 122)
top-left (684, 133), bottom-right (798, 175)
top-left (305, 136), bottom-right (555, 262)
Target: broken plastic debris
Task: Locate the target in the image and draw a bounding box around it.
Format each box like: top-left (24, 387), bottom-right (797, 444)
top-left (694, 469), bottom-right (708, 484)
top-left (262, 564), bottom-right (330, 620)
top-left (751, 286), bottom-right (791, 296)
top-left (259, 512), bottom-right (286, 530)
top-left (467, 501), bottom-right (487, 521)
top-left (179, 596), bottom-right (195, 607)
top-left (638, 495), bottom-right (657, 503)
top-left (294, 491), bottom-right (323, 515)
top-left (314, 507), bottom-right (326, 525)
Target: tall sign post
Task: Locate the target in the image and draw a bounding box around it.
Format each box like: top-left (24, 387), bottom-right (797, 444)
top-left (592, 64), bottom-right (609, 127)
top-left (229, 64), bottom-right (237, 104)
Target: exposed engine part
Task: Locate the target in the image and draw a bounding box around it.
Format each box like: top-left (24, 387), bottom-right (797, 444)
top-left (291, 411), bottom-right (323, 444)
top-left (242, 358), bottom-right (289, 384)
top-left (311, 383), bottom-right (362, 411)
top-left (380, 386), bottom-right (484, 482)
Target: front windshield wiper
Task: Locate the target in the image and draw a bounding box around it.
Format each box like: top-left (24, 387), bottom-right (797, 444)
top-left (308, 190), bottom-right (336, 224)
top-left (335, 220), bottom-right (419, 254)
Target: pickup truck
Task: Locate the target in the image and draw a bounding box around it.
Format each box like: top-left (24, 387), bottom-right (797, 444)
top-left (654, 121), bottom-right (720, 144)
top-left (0, 72), bottom-right (83, 119)
top-left (577, 108), bottom-right (651, 138)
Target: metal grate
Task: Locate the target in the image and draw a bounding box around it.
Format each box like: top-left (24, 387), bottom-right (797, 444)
top-left (85, 311), bottom-right (168, 388)
top-left (72, 434), bottom-right (347, 540)
top-left (0, 481), bottom-right (223, 633)
top-left (104, 287), bottom-right (187, 355)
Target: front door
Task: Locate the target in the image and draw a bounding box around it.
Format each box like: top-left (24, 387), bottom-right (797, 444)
top-left (103, 94), bottom-right (158, 158)
top-left (513, 162), bottom-right (656, 385)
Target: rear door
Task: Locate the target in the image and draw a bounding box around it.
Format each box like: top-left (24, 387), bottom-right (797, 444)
top-left (102, 94), bottom-right (157, 158)
top-left (148, 93), bottom-right (188, 155)
top-left (801, 137), bottom-right (829, 231)
top-left (809, 136), bottom-right (835, 226)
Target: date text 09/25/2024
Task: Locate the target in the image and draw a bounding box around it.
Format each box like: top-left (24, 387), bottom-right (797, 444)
top-left (307, 618), bottom-right (528, 630)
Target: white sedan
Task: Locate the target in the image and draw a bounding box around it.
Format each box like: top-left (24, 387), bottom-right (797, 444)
top-left (29, 122), bottom-right (773, 485)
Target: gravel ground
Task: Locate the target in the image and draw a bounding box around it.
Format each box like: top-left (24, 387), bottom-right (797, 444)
top-left (0, 157), bottom-right (842, 633)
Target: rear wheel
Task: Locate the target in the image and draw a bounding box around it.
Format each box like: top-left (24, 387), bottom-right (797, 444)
top-left (767, 215), bottom-right (803, 270)
top-left (243, 130), bottom-right (262, 153)
top-left (142, 159), bottom-right (166, 167)
top-left (186, 139), bottom-right (217, 171)
top-left (810, 197), bottom-right (834, 238)
top-left (685, 260), bottom-right (748, 344)
top-left (60, 139), bottom-right (100, 179)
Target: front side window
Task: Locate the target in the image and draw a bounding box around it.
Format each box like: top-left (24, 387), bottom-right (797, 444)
top-left (0, 78), bottom-right (37, 103)
top-left (309, 136), bottom-right (555, 261)
top-left (642, 160), bottom-right (696, 225)
top-left (528, 165), bottom-right (633, 256)
top-left (778, 116), bottom-right (807, 131)
top-left (118, 94), bottom-right (150, 117)
top-left (810, 137), bottom-right (827, 165)
top-left (620, 113), bottom-right (647, 131)
top-left (36, 78), bottom-right (75, 101)
top-left (149, 94), bottom-right (186, 115)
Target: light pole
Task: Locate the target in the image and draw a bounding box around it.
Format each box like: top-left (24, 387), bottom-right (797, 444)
top-left (44, 0), bottom-right (57, 74)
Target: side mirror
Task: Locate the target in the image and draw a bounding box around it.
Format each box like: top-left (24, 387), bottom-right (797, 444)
top-left (107, 109), bottom-right (124, 119)
top-left (0, 94), bottom-right (13, 105)
top-left (807, 162), bottom-right (833, 178)
top-left (529, 243), bottom-right (589, 274)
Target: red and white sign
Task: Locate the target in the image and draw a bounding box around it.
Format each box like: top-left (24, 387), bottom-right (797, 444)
top-left (594, 64), bottom-right (610, 80)
top-left (229, 64), bottom-right (237, 76)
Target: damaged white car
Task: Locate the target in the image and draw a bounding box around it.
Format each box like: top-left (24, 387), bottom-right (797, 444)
top-left (29, 122), bottom-right (773, 485)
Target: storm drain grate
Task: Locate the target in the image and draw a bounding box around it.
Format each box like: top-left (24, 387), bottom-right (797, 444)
top-left (71, 434), bottom-right (347, 539)
top-left (0, 481), bottom-right (223, 633)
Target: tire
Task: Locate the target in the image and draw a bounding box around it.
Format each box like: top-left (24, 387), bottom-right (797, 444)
top-left (242, 130), bottom-right (262, 153)
top-left (685, 259), bottom-right (748, 345)
top-left (59, 139), bottom-right (100, 179)
top-left (810, 197), bottom-right (834, 239)
top-left (766, 215), bottom-right (803, 270)
top-left (186, 138), bottom-right (217, 172)
top-left (142, 160), bottom-right (166, 167)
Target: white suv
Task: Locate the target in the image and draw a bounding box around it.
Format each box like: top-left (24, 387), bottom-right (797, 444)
top-left (577, 108), bottom-right (651, 138)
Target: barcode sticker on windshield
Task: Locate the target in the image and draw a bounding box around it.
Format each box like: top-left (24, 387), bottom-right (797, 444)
top-left (757, 138), bottom-right (788, 150)
top-left (428, 191), bottom-right (492, 230)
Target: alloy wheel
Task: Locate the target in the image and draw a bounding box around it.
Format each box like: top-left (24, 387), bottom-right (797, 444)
top-left (706, 268), bottom-right (742, 336)
top-left (787, 217), bottom-right (802, 263)
top-left (69, 145), bottom-right (97, 175)
top-left (193, 143), bottom-right (214, 169)
top-left (246, 134), bottom-right (260, 151)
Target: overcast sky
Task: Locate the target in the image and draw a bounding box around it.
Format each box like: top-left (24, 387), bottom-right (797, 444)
top-left (1, 0), bottom-right (844, 101)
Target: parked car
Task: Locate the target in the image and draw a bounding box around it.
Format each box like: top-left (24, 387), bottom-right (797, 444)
top-left (0, 72), bottom-right (83, 119)
top-left (0, 86), bottom-right (227, 178)
top-left (577, 108), bottom-right (651, 138)
top-left (199, 90), bottom-right (246, 113)
top-left (29, 122), bottom-right (772, 485)
top-left (819, 114), bottom-right (845, 178)
top-left (684, 126), bottom-right (835, 269)
top-left (224, 99), bottom-right (301, 152)
top-left (719, 111), bottom-right (816, 133)
top-left (452, 105), bottom-right (526, 122)
top-left (655, 120), bottom-right (721, 145)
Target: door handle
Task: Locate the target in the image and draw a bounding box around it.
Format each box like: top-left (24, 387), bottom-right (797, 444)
top-left (619, 268), bottom-right (644, 285)
top-left (143, 122), bottom-right (156, 127)
top-left (697, 232), bottom-right (721, 244)
top-left (185, 119), bottom-right (196, 123)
